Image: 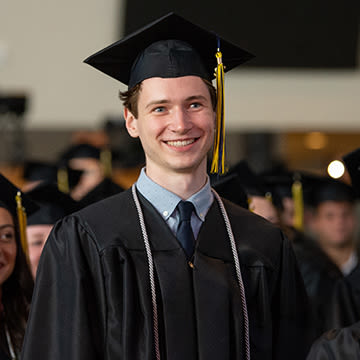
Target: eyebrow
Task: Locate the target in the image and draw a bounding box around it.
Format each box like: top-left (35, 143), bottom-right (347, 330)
top-left (0, 224), bottom-right (15, 231)
top-left (145, 95), bottom-right (209, 110)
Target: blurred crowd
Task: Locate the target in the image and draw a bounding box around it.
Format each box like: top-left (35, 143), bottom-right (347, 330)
top-left (0, 141), bottom-right (360, 359)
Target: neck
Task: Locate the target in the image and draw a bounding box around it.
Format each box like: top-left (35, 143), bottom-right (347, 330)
top-left (321, 242), bottom-right (355, 269)
top-left (145, 162), bottom-right (208, 199)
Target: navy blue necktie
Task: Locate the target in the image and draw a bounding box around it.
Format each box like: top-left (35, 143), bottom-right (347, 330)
top-left (176, 201), bottom-right (195, 259)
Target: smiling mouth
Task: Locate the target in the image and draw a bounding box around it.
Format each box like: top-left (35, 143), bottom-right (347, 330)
top-left (165, 138), bottom-right (197, 147)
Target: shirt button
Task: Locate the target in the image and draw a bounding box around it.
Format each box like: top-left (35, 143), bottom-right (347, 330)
top-left (163, 210), bottom-right (168, 217)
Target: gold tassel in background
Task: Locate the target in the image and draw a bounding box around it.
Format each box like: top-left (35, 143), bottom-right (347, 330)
top-left (211, 42), bottom-right (226, 175)
top-left (292, 176), bottom-right (304, 232)
top-left (100, 148), bottom-right (112, 178)
top-left (57, 167), bottom-right (69, 194)
top-left (15, 191), bottom-right (29, 262)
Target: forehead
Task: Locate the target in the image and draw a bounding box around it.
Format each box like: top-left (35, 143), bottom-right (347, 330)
top-left (0, 207), bottom-right (14, 225)
top-left (139, 76), bottom-right (211, 102)
top-left (317, 201), bottom-right (355, 212)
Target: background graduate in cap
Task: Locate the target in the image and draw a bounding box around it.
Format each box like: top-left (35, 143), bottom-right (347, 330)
top-left (0, 174), bottom-right (37, 360)
top-left (306, 149), bottom-right (360, 360)
top-left (57, 143), bottom-right (124, 207)
top-left (21, 13), bottom-right (310, 360)
top-left (25, 183), bottom-right (79, 279)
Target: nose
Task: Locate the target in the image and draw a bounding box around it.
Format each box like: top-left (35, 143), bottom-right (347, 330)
top-left (169, 107), bottom-right (192, 133)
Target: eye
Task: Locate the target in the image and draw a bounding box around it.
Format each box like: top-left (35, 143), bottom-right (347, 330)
top-left (0, 231), bottom-right (15, 243)
top-left (189, 102), bottom-right (201, 109)
top-left (153, 106), bottom-right (166, 113)
top-left (29, 240), bottom-right (44, 247)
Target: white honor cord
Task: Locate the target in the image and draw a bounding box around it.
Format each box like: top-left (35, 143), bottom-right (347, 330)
top-left (131, 185), bottom-right (251, 360)
top-left (212, 189), bottom-right (251, 360)
top-left (5, 327), bottom-right (16, 360)
top-left (132, 185), bottom-right (161, 360)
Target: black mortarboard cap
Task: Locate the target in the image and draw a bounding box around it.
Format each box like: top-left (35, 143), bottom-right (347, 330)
top-left (58, 144), bottom-right (101, 163)
top-left (343, 148), bottom-right (360, 196)
top-left (84, 12), bottom-right (254, 88)
top-left (212, 173), bottom-right (248, 209)
top-left (23, 161), bottom-right (59, 183)
top-left (26, 183), bottom-right (79, 225)
top-left (23, 160), bottom-right (83, 190)
top-left (260, 167), bottom-right (296, 199)
top-left (0, 173), bottom-right (39, 218)
top-left (305, 176), bottom-right (356, 208)
top-left (227, 161), bottom-right (269, 197)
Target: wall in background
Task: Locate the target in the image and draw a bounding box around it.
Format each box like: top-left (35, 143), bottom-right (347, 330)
top-left (1, 1), bottom-right (359, 131)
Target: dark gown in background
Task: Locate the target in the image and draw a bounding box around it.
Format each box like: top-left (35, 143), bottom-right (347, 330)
top-left (21, 189), bottom-right (310, 360)
top-left (293, 236), bottom-right (360, 339)
top-left (306, 322), bottom-right (360, 360)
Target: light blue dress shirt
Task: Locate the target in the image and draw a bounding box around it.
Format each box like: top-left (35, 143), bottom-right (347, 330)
top-left (136, 168), bottom-right (214, 238)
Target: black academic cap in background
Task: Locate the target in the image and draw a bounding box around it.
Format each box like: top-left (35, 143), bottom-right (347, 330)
top-left (0, 173), bottom-right (39, 218)
top-left (84, 12), bottom-right (254, 88)
top-left (26, 183), bottom-right (79, 225)
top-left (304, 176), bottom-right (356, 208)
top-left (260, 168), bottom-right (297, 199)
top-left (343, 148), bottom-right (360, 195)
top-left (212, 173), bottom-right (249, 209)
top-left (23, 161), bottom-right (58, 183)
top-left (23, 160), bottom-right (83, 190)
top-left (58, 144), bottom-right (101, 163)
top-left (227, 161), bottom-right (269, 198)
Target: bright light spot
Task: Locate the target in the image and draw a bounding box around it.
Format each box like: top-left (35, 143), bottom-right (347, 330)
top-left (327, 160), bottom-right (345, 179)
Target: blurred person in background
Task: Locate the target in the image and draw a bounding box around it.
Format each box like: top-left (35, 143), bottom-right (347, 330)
top-left (306, 147), bottom-right (360, 360)
top-left (294, 175), bottom-right (360, 338)
top-left (0, 174), bottom-right (36, 360)
top-left (58, 143), bottom-right (124, 208)
top-left (25, 183), bottom-right (79, 279)
top-left (22, 160), bottom-right (83, 194)
top-left (216, 160), bottom-right (281, 225)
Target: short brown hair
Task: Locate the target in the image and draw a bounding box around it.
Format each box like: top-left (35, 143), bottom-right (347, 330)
top-left (119, 78), bottom-right (217, 118)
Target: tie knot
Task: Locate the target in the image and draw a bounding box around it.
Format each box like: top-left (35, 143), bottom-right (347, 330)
top-left (177, 201), bottom-right (194, 222)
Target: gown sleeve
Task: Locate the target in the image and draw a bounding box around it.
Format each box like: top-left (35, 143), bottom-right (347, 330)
top-left (271, 234), bottom-right (312, 359)
top-left (20, 215), bottom-right (107, 360)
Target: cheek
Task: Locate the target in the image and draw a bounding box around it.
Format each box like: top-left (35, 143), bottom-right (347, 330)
top-left (4, 243), bottom-right (17, 266)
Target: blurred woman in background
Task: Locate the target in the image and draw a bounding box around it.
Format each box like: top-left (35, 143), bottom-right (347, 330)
top-left (0, 174), bottom-right (35, 360)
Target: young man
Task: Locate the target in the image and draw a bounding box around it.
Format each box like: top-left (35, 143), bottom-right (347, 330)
top-left (21, 13), bottom-right (309, 360)
top-left (294, 176), bottom-right (359, 336)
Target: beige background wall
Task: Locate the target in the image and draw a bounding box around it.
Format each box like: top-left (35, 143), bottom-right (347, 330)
top-left (1, 1), bottom-right (359, 131)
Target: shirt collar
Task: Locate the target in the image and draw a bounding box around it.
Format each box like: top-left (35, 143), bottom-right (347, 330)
top-left (136, 167), bottom-right (213, 222)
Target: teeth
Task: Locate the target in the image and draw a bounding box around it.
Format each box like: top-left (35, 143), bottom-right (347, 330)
top-left (167, 139), bottom-right (195, 147)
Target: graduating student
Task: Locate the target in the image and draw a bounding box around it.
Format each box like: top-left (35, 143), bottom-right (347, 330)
top-left (0, 174), bottom-right (37, 360)
top-left (294, 175), bottom-right (359, 338)
top-left (58, 143), bottom-right (124, 208)
top-left (306, 148), bottom-right (360, 360)
top-left (21, 13), bottom-right (310, 360)
top-left (25, 183), bottom-right (79, 278)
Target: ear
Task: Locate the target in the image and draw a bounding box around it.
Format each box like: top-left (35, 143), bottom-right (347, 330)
top-left (124, 107), bottom-right (139, 138)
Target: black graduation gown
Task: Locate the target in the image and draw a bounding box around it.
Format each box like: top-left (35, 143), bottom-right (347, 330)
top-left (21, 189), bottom-right (310, 360)
top-left (293, 237), bottom-right (360, 338)
top-left (306, 321), bottom-right (360, 360)
top-left (0, 350), bottom-right (10, 360)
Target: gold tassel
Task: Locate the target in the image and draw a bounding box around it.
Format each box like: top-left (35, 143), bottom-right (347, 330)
top-left (292, 178), bottom-right (304, 231)
top-left (210, 45), bottom-right (226, 175)
top-left (57, 167), bottom-right (69, 194)
top-left (100, 149), bottom-right (112, 178)
top-left (15, 191), bottom-right (29, 263)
